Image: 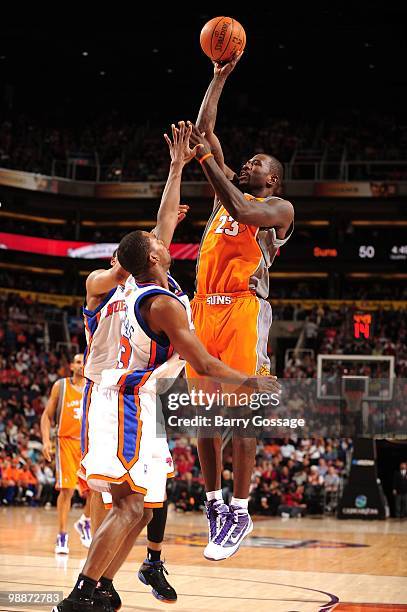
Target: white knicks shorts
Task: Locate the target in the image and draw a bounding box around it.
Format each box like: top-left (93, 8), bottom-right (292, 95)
top-left (101, 437), bottom-right (174, 509)
top-left (81, 381), bottom-right (157, 495)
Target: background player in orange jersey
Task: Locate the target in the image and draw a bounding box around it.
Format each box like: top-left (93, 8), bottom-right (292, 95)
top-left (41, 353), bottom-right (91, 554)
top-left (186, 55), bottom-right (295, 560)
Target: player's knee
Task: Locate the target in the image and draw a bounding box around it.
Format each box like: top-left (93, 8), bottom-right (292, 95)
top-left (60, 488), bottom-right (74, 499)
top-left (114, 495), bottom-right (144, 527)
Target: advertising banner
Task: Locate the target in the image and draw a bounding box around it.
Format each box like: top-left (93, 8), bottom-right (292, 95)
top-left (0, 232), bottom-right (199, 260)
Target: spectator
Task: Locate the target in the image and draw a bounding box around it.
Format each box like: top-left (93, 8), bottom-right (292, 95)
top-left (278, 483), bottom-right (307, 518)
top-left (281, 438), bottom-right (296, 459)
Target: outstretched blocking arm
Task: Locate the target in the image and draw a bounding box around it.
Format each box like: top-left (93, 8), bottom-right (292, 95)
top-left (196, 56), bottom-right (241, 179)
top-left (153, 122), bottom-right (201, 248)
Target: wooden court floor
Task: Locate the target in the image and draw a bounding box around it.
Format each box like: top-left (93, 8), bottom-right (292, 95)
top-left (0, 506), bottom-right (406, 611)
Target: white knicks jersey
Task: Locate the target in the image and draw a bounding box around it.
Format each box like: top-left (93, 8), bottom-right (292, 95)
top-left (101, 276), bottom-right (193, 392)
top-left (83, 284), bottom-right (127, 384)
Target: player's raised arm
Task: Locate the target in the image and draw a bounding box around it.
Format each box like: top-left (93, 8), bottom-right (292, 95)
top-left (196, 54), bottom-right (241, 179)
top-left (153, 121), bottom-right (202, 248)
top-left (86, 261), bottom-right (129, 306)
top-left (40, 379), bottom-right (60, 462)
top-left (190, 123), bottom-right (294, 229)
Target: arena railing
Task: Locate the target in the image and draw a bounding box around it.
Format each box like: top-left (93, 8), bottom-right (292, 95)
top-left (48, 158), bottom-right (407, 183)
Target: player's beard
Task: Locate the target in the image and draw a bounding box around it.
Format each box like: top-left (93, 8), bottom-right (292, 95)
top-left (237, 174), bottom-right (250, 191)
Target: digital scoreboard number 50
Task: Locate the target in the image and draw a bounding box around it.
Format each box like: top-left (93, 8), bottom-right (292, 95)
top-left (358, 245), bottom-right (375, 259)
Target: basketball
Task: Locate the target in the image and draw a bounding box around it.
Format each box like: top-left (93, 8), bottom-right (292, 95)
top-left (200, 16), bottom-right (246, 63)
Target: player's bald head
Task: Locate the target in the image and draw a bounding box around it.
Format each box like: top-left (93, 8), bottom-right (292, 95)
top-left (239, 153), bottom-right (284, 193)
top-left (254, 153), bottom-right (283, 181)
top-left (266, 154), bottom-right (284, 181)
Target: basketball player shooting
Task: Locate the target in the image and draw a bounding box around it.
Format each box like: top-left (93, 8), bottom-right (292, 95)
top-left (186, 55), bottom-right (294, 560)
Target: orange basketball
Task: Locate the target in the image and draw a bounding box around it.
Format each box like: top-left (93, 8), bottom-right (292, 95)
top-left (200, 16), bottom-right (246, 64)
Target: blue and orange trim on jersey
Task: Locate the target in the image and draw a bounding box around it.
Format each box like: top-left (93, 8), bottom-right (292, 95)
top-left (80, 379), bottom-right (94, 457)
top-left (83, 287), bottom-right (117, 365)
top-left (133, 273), bottom-right (185, 297)
top-left (86, 472), bottom-right (147, 496)
top-left (167, 272), bottom-right (186, 297)
top-left (116, 370), bottom-right (153, 471)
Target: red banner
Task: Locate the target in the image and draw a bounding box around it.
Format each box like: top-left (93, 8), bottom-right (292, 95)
top-left (0, 232), bottom-right (199, 260)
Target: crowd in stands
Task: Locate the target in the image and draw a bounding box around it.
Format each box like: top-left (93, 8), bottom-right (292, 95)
top-left (166, 436), bottom-right (347, 516)
top-left (0, 269), bottom-right (81, 297)
top-left (0, 292), bottom-right (405, 514)
top-left (0, 293), bottom-right (73, 505)
top-left (1, 110), bottom-right (407, 181)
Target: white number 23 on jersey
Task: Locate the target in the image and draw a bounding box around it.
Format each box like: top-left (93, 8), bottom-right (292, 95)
top-left (214, 215), bottom-right (239, 236)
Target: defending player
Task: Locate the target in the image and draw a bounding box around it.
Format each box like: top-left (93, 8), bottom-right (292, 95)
top-left (74, 122), bottom-right (201, 610)
top-left (186, 54), bottom-right (294, 560)
top-left (41, 354), bottom-right (91, 554)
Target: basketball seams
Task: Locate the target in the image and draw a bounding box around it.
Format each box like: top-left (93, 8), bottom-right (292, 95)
top-left (217, 18), bottom-right (234, 63)
top-left (234, 23), bottom-right (243, 58)
top-left (210, 16), bottom-right (226, 61)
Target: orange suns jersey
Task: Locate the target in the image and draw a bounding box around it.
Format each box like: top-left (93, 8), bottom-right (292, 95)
top-left (56, 377), bottom-right (83, 439)
top-left (196, 194), bottom-right (293, 298)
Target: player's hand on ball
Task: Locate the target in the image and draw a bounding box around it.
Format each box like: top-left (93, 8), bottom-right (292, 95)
top-left (213, 51), bottom-right (243, 78)
top-left (164, 120), bottom-right (203, 166)
top-left (177, 204), bottom-right (190, 225)
top-left (187, 123), bottom-right (212, 159)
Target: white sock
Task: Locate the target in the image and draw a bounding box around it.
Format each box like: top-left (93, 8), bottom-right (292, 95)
top-left (231, 496), bottom-right (248, 509)
top-left (206, 490), bottom-right (223, 502)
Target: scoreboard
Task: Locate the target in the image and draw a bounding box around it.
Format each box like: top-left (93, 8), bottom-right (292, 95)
top-left (352, 313), bottom-right (373, 339)
top-left (278, 243), bottom-right (407, 263)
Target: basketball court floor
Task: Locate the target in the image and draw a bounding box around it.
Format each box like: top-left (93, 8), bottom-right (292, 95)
top-left (0, 506), bottom-right (406, 611)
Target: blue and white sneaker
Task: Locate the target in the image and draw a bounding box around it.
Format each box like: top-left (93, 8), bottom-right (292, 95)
top-left (204, 500), bottom-right (229, 550)
top-left (74, 516), bottom-right (92, 549)
top-left (55, 532), bottom-right (69, 554)
top-left (204, 505), bottom-right (253, 561)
